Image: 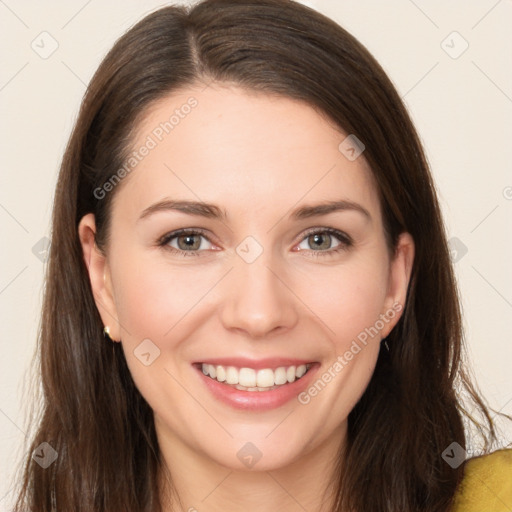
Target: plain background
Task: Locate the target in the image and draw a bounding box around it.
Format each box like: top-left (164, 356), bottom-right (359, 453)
top-left (1, 0), bottom-right (511, 507)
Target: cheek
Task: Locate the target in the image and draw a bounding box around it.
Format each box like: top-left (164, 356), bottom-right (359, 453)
top-left (111, 252), bottom-right (216, 343)
top-left (294, 259), bottom-right (388, 422)
top-left (112, 242), bottom-right (390, 352)
top-left (109, 253), bottom-right (218, 405)
top-left (299, 256), bottom-right (390, 350)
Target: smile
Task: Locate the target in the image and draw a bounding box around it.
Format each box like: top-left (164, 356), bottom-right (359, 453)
top-left (200, 363), bottom-right (313, 391)
top-left (192, 360), bottom-right (319, 410)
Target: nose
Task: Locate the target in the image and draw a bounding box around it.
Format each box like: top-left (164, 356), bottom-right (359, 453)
top-left (219, 255), bottom-right (299, 339)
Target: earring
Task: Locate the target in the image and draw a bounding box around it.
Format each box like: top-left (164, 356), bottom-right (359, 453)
top-left (382, 338), bottom-right (390, 352)
top-left (103, 325), bottom-right (115, 341)
top-left (103, 326), bottom-right (117, 359)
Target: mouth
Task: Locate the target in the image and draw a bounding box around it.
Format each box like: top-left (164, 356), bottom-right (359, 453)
top-left (193, 361), bottom-right (314, 392)
top-left (191, 359), bottom-right (319, 410)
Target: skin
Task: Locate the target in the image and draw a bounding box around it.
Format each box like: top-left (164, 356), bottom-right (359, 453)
top-left (79, 84), bottom-right (414, 512)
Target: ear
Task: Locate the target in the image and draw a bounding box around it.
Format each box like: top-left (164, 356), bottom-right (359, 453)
top-left (380, 232), bottom-right (415, 338)
top-left (78, 213), bottom-right (121, 342)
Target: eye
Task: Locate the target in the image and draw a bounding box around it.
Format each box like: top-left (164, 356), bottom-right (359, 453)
top-left (157, 227), bottom-right (352, 258)
top-left (158, 229), bottom-right (214, 256)
top-left (295, 228), bottom-right (352, 255)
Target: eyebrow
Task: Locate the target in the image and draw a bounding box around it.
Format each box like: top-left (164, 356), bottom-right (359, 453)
top-left (138, 198), bottom-right (371, 222)
top-left (291, 199), bottom-right (371, 221)
top-left (139, 199), bottom-right (226, 221)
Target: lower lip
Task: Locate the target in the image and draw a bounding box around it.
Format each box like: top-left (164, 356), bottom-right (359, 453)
top-left (193, 363), bottom-right (319, 411)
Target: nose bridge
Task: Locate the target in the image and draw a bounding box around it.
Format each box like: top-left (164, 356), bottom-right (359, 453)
top-left (219, 244), bottom-right (298, 337)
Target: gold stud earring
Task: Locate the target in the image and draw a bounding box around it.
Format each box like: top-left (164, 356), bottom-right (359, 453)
top-left (103, 326), bottom-right (117, 358)
top-left (103, 325), bottom-right (114, 341)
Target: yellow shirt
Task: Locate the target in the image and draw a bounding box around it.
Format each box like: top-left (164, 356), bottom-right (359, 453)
top-left (451, 448), bottom-right (512, 511)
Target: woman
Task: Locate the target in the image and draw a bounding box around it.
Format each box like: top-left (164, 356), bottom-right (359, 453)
top-left (12, 0), bottom-right (512, 511)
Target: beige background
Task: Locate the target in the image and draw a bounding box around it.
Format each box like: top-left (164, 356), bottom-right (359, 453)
top-left (1, 0), bottom-right (511, 507)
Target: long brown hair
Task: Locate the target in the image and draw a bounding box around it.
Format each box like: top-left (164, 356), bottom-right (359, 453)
top-left (12, 1), bottom-right (505, 510)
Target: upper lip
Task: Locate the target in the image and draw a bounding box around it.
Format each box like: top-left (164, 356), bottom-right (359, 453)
top-left (194, 357), bottom-right (316, 370)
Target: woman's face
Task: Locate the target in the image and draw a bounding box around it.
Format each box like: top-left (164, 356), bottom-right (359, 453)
top-left (79, 85), bottom-right (413, 472)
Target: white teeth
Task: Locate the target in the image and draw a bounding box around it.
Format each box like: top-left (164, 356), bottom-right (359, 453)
top-left (239, 367), bottom-right (256, 387)
top-left (200, 363), bottom-right (312, 390)
top-left (216, 365), bottom-right (226, 382)
top-left (234, 384), bottom-right (278, 392)
top-left (296, 364), bottom-right (307, 378)
top-left (256, 369), bottom-right (274, 387)
top-left (274, 367), bottom-right (288, 385)
top-left (225, 366), bottom-right (238, 385)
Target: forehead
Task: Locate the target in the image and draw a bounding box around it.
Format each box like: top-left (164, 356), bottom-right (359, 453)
top-left (113, 84), bottom-right (379, 224)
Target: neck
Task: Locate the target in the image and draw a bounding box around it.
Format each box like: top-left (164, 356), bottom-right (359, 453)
top-left (157, 422), bottom-right (346, 512)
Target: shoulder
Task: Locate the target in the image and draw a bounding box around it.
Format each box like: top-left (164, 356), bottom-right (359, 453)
top-left (451, 448), bottom-right (512, 512)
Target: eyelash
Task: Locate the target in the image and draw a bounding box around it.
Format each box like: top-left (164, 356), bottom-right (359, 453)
top-left (157, 227), bottom-right (353, 258)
